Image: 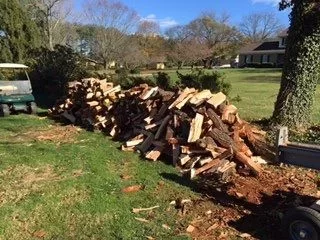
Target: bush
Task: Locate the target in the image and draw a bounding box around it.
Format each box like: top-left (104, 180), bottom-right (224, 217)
top-left (177, 69), bottom-right (231, 95)
top-left (115, 68), bottom-right (128, 74)
top-left (129, 68), bottom-right (141, 74)
top-left (154, 72), bottom-right (177, 91)
top-left (114, 70), bottom-right (155, 89)
top-left (28, 45), bottom-right (88, 102)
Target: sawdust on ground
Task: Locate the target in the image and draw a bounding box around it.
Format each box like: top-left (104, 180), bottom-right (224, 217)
top-left (3, 125), bottom-right (81, 144)
top-left (175, 165), bottom-right (319, 240)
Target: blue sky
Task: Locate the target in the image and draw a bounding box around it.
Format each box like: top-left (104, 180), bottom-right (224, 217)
top-left (77, 0), bottom-right (289, 29)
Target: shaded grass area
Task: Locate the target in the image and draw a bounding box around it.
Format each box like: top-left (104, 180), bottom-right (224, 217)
top-left (0, 115), bottom-right (198, 240)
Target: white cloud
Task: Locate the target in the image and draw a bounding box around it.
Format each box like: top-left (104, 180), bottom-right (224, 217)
top-left (252, 0), bottom-right (279, 5)
top-left (142, 14), bottom-right (178, 28)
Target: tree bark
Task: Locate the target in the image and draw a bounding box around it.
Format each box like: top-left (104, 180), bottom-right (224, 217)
top-left (272, 2), bottom-right (320, 129)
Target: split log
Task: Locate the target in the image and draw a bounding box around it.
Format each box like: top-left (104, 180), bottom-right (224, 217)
top-left (169, 88), bottom-right (196, 109)
top-left (207, 92), bottom-right (226, 108)
top-left (145, 146), bottom-right (164, 161)
top-left (189, 158), bottom-right (221, 179)
top-left (188, 113), bottom-right (204, 143)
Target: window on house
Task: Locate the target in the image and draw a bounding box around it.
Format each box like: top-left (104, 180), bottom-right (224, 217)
top-left (245, 55), bottom-right (252, 63)
top-left (281, 37), bottom-right (287, 46)
top-left (262, 55), bottom-right (269, 63)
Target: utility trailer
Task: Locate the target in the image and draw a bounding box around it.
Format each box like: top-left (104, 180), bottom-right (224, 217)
top-left (277, 127), bottom-right (320, 240)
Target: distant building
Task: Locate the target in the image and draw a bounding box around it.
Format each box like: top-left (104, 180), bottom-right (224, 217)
top-left (148, 56), bottom-right (166, 70)
top-left (238, 30), bottom-right (288, 67)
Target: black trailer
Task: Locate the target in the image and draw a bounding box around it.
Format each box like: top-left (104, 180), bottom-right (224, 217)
top-left (277, 127), bottom-right (320, 240)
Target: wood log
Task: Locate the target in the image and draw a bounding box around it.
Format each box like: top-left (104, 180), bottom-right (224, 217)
top-left (207, 92), bottom-right (226, 108)
top-left (235, 152), bottom-right (261, 176)
top-left (126, 139), bottom-right (144, 147)
top-left (169, 88), bottom-right (196, 109)
top-left (87, 101), bottom-right (99, 107)
top-left (221, 105), bottom-right (238, 124)
top-left (179, 154), bottom-right (191, 166)
top-left (189, 158), bottom-right (221, 179)
top-left (206, 108), bottom-right (228, 133)
top-left (175, 93), bottom-right (194, 109)
top-left (140, 87), bottom-right (159, 100)
top-left (189, 90), bottom-right (212, 106)
top-left (188, 113), bottom-right (204, 143)
top-left (155, 115), bottom-right (171, 140)
top-left (137, 133), bottom-right (155, 154)
top-left (62, 111), bottom-right (76, 123)
top-left (86, 92), bottom-right (94, 99)
top-left (172, 143), bottom-right (180, 166)
top-left (145, 146), bottom-right (164, 161)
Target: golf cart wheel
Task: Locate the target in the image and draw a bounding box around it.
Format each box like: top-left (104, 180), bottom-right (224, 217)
top-left (28, 102), bottom-right (37, 115)
top-left (0, 104), bottom-right (10, 117)
top-left (282, 206), bottom-right (320, 240)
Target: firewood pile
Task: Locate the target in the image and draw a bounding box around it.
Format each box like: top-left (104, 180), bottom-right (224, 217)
top-left (50, 78), bottom-right (274, 179)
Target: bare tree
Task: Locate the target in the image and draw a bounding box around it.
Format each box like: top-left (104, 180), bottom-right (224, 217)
top-left (239, 12), bottom-right (284, 42)
top-left (166, 25), bottom-right (210, 68)
top-left (85, 0), bottom-right (139, 69)
top-left (30, 0), bottom-right (73, 50)
top-left (186, 13), bottom-right (240, 67)
top-left (137, 20), bottom-right (160, 36)
top-left (121, 37), bottom-right (148, 69)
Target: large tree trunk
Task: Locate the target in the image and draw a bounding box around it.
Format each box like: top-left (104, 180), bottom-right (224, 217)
top-left (272, 2), bottom-right (320, 129)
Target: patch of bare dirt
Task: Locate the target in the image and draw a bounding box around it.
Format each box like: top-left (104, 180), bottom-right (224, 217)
top-left (23, 125), bottom-right (81, 143)
top-left (165, 165), bottom-right (319, 240)
top-left (3, 125), bottom-right (81, 144)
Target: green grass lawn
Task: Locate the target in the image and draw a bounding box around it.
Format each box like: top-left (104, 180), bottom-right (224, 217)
top-left (0, 115), bottom-right (198, 240)
top-left (166, 68), bottom-right (320, 122)
top-left (1, 68), bottom-right (319, 239)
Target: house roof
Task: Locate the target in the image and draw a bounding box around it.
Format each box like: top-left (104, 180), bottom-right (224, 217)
top-left (239, 41), bottom-right (286, 55)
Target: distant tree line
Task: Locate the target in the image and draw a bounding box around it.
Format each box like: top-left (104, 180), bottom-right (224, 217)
top-left (0, 0), bottom-right (285, 69)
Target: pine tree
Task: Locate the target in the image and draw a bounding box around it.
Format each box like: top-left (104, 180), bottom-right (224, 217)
top-left (0, 0), bottom-right (40, 62)
top-left (272, 0), bottom-right (320, 129)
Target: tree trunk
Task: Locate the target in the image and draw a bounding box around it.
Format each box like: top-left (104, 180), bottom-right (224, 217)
top-left (272, 2), bottom-right (320, 129)
top-left (104, 61), bottom-right (108, 70)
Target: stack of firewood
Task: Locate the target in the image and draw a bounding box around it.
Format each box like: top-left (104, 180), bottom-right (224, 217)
top-left (50, 78), bottom-right (273, 179)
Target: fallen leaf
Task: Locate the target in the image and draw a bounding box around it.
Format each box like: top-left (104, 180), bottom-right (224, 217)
top-left (135, 217), bottom-right (149, 223)
top-left (162, 224), bottom-right (171, 230)
top-left (33, 230), bottom-right (47, 238)
top-left (120, 174), bottom-right (132, 180)
top-left (207, 223), bottom-right (219, 232)
top-left (146, 236), bottom-right (155, 240)
top-left (186, 225), bottom-right (195, 233)
top-left (122, 185), bottom-right (144, 193)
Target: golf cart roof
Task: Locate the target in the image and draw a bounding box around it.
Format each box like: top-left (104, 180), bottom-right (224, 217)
top-left (0, 63), bottom-right (29, 69)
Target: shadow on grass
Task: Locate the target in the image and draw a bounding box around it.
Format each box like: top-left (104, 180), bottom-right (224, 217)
top-left (161, 172), bottom-right (316, 240)
top-left (240, 75), bottom-right (281, 84)
top-left (234, 68), bottom-right (283, 74)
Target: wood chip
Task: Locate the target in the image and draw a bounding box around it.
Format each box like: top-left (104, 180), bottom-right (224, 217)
top-left (122, 185), bottom-right (144, 193)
